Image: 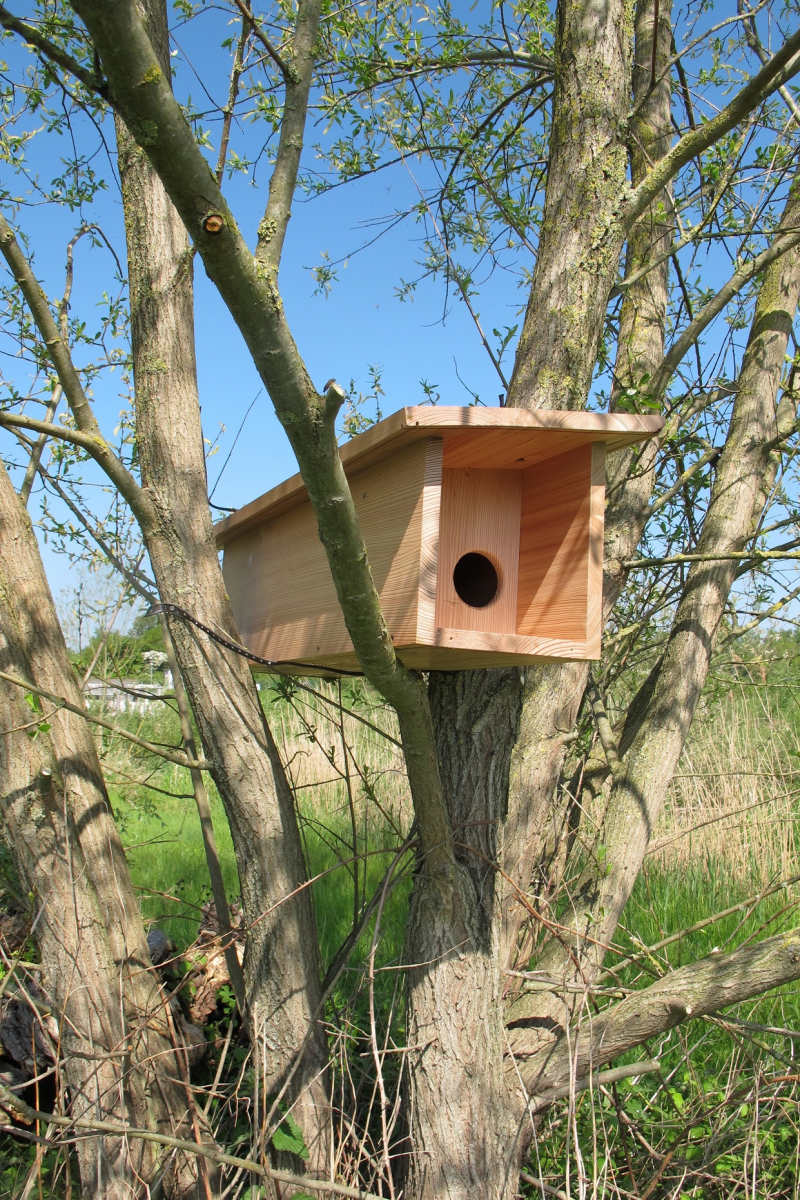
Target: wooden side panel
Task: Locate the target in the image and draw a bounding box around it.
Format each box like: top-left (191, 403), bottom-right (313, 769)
top-left (416, 440), bottom-right (443, 643)
top-left (434, 468), bottom-right (521, 635)
top-left (585, 442), bottom-right (606, 656)
top-left (516, 444), bottom-right (593, 641)
top-left (222, 440), bottom-right (436, 663)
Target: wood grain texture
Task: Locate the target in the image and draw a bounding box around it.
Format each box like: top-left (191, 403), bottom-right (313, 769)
top-left (585, 442), bottom-right (606, 656)
top-left (223, 440), bottom-right (433, 663)
top-left (215, 406), bottom-right (661, 545)
top-left (516, 444), bottom-right (595, 641)
top-left (257, 627), bottom-right (600, 676)
top-left (416, 440), bottom-right (443, 643)
top-left (443, 428), bottom-right (603, 471)
top-left (435, 468), bottom-right (522, 635)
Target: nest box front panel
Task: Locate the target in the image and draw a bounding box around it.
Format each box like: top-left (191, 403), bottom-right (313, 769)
top-left (435, 469), bottom-right (521, 634)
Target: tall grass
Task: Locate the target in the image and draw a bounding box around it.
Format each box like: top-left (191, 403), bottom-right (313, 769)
top-left (7, 661), bottom-right (799, 1197)
top-left (523, 672), bottom-right (800, 1200)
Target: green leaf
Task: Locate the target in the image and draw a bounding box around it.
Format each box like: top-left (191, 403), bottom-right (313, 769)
top-left (271, 1128), bottom-right (308, 1158)
top-left (271, 1110), bottom-right (310, 1159)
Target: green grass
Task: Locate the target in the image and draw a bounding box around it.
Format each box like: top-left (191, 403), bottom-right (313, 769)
top-left (9, 663), bottom-right (800, 1198)
top-left (114, 775), bottom-right (411, 986)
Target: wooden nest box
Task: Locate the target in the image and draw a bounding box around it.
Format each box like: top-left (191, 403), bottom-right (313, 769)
top-left (216, 407), bottom-right (661, 674)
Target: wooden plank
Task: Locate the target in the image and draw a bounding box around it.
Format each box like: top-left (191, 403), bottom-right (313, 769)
top-left (215, 406), bottom-right (661, 545)
top-left (222, 440), bottom-right (432, 664)
top-left (516, 444), bottom-right (593, 641)
top-left (443, 428), bottom-right (601, 471)
top-left (261, 626), bottom-right (599, 676)
top-left (416, 440), bottom-right (442, 643)
top-left (435, 468), bottom-right (521, 635)
top-left (585, 442), bottom-right (606, 657)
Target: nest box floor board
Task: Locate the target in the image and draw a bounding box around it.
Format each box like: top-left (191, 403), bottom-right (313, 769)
top-left (216, 404), bottom-right (662, 675)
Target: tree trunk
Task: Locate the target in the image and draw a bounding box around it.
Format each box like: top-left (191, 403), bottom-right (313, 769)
top-left (114, 0), bottom-right (330, 1171)
top-left (506, 169), bottom-right (800, 1077)
top-left (402, 671), bottom-right (522, 1200)
top-left (0, 455), bottom-right (209, 1199)
top-left (408, 0), bottom-right (639, 1190)
top-left (506, 0), bottom-right (633, 410)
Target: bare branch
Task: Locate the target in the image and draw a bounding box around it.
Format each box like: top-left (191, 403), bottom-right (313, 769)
top-left (0, 1082), bottom-right (383, 1200)
top-left (216, 19), bottom-right (249, 184)
top-left (721, 581), bottom-right (800, 642)
top-left (0, 216), bottom-right (153, 529)
top-left (512, 928), bottom-right (800, 1095)
top-left (255, 0), bottom-right (322, 274)
top-left (647, 444), bottom-right (721, 518)
top-left (529, 1059), bottom-right (661, 1111)
top-left (0, 4), bottom-right (107, 96)
top-left (739, 1), bottom-right (800, 123)
top-left (606, 872), bottom-right (800, 976)
top-left (231, 0), bottom-right (292, 81)
top-left (0, 410), bottom-right (154, 530)
top-left (585, 678), bottom-right (622, 774)
top-left (649, 226), bottom-right (800, 401)
top-left (18, 386), bottom-right (60, 505)
top-left (626, 548), bottom-right (800, 567)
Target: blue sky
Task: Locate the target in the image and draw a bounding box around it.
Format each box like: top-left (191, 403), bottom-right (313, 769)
top-left (0, 5), bottom-right (521, 606)
top-left (3, 1), bottom-right (796, 630)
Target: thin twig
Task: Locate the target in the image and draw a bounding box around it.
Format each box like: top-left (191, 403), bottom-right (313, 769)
top-left (0, 1083), bottom-right (384, 1199)
top-left (0, 667), bottom-right (209, 770)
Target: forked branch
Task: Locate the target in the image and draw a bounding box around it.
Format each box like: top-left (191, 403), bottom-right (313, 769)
top-left (625, 27), bottom-right (800, 230)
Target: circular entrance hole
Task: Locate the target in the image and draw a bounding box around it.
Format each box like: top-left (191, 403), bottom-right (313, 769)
top-left (453, 552), bottom-right (499, 608)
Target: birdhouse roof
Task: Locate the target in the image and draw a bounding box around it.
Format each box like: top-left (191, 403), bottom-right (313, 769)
top-left (215, 405), bottom-right (662, 546)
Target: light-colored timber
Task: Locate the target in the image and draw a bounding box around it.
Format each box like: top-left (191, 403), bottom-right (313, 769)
top-left (215, 407), bottom-right (661, 545)
top-left (435, 469), bottom-right (522, 636)
top-left (217, 405), bottom-right (662, 674)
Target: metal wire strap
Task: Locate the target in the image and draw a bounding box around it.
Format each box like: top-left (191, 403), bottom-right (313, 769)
top-left (147, 601), bottom-right (362, 677)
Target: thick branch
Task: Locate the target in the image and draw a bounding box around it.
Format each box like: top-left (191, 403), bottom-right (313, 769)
top-left (625, 28), bottom-right (800, 230)
top-left (256, 0), bottom-right (321, 273)
top-left (0, 4), bottom-right (107, 95)
top-left (0, 216), bottom-right (95, 434)
top-left (649, 226), bottom-right (800, 401)
top-left (71, 0), bottom-right (453, 877)
top-left (511, 152), bottom-right (800, 1021)
top-left (0, 410), bottom-right (154, 530)
top-left (0, 218), bottom-right (153, 530)
top-left (232, 0), bottom-right (293, 80)
top-left (512, 929), bottom-right (800, 1094)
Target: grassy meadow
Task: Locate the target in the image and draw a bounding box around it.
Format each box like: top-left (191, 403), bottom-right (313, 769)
top-left (3, 644), bottom-right (800, 1197)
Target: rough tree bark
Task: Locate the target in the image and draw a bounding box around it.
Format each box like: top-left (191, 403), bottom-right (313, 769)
top-left (0, 457), bottom-right (209, 1200)
top-left (430, 0), bottom-right (800, 1188)
top-left (402, 670), bottom-right (522, 1200)
top-left (114, 0), bottom-right (331, 1171)
top-left (506, 140), bottom-right (800, 1095)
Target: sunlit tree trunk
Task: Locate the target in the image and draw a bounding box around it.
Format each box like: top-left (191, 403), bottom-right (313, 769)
top-left (0, 456), bottom-right (210, 1200)
top-left (115, 0), bottom-right (331, 1173)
